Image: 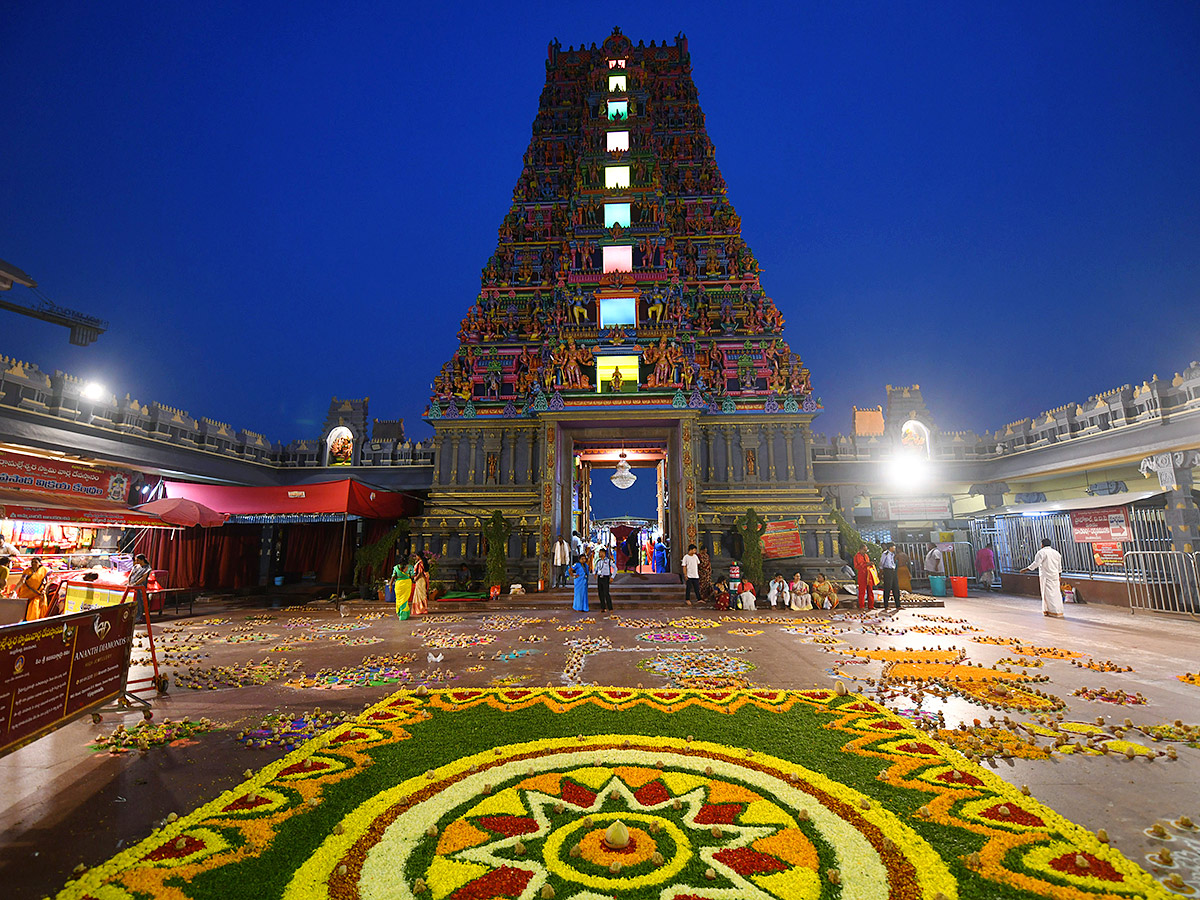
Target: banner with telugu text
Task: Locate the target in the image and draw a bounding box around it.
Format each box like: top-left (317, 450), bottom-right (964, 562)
top-left (762, 519), bottom-right (804, 559)
top-left (0, 450), bottom-right (132, 503)
top-left (0, 603), bottom-right (135, 757)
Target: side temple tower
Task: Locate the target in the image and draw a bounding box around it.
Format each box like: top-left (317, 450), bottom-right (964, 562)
top-left (415, 28), bottom-right (838, 586)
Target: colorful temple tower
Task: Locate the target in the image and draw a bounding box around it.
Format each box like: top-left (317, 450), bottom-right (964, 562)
top-left (416, 28), bottom-right (839, 586)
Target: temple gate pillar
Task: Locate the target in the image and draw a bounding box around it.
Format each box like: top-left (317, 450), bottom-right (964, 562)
top-left (1140, 450), bottom-right (1200, 554)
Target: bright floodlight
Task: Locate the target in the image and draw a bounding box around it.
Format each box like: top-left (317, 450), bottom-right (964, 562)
top-left (885, 455), bottom-right (930, 489)
top-left (81, 381), bottom-right (106, 401)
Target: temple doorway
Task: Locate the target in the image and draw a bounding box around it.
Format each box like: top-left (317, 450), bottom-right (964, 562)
top-left (573, 441), bottom-right (669, 574)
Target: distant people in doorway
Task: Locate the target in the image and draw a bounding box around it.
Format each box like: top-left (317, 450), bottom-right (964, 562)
top-left (623, 533), bottom-right (640, 573)
top-left (571, 556), bottom-right (590, 612)
top-left (553, 535), bottom-right (571, 587)
top-left (1022, 538), bottom-right (1065, 618)
top-left (879, 542), bottom-right (900, 610)
top-left (594, 548), bottom-right (615, 611)
top-left (975, 543), bottom-right (997, 591)
top-left (681, 544), bottom-right (701, 605)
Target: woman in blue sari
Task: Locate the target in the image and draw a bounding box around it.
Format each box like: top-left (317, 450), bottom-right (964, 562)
top-left (653, 539), bottom-right (667, 574)
top-left (571, 556), bottom-right (590, 612)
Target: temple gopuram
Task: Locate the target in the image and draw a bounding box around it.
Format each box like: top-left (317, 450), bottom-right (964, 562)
top-left (415, 28), bottom-right (840, 586)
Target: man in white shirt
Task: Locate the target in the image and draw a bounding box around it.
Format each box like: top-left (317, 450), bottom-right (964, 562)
top-left (681, 544), bottom-right (701, 606)
top-left (924, 544), bottom-right (944, 576)
top-left (879, 542), bottom-right (900, 610)
top-left (1022, 538), bottom-right (1065, 617)
top-left (571, 530), bottom-right (583, 560)
top-left (594, 548), bottom-right (615, 610)
top-left (553, 535), bottom-right (571, 587)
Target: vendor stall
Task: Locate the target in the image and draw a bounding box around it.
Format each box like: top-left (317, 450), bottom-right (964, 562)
top-left (0, 450), bottom-right (178, 625)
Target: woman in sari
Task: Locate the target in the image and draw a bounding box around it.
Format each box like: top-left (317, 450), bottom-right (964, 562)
top-left (17, 556), bottom-right (48, 622)
top-left (811, 573), bottom-right (837, 610)
top-left (571, 556), bottom-right (590, 612)
top-left (411, 552), bottom-right (430, 616)
top-left (392, 558), bottom-right (414, 621)
top-left (790, 573), bottom-right (812, 610)
top-left (697, 547), bottom-right (714, 605)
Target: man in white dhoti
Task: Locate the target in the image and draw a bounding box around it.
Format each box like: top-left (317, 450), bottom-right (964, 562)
top-left (1022, 538), bottom-right (1064, 617)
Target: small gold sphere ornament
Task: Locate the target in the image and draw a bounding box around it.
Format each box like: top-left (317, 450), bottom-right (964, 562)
top-left (604, 820), bottom-right (630, 849)
top-left (540, 886), bottom-right (556, 899)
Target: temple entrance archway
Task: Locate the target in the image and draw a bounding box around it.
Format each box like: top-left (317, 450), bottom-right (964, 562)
top-left (550, 418), bottom-right (690, 577)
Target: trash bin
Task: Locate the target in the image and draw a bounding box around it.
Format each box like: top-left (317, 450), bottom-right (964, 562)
top-left (950, 576), bottom-right (969, 597)
top-left (929, 575), bottom-right (948, 597)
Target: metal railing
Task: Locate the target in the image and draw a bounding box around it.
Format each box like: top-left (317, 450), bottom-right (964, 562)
top-left (1124, 550), bottom-right (1199, 617)
top-left (972, 507), bottom-right (1169, 578)
top-left (896, 542), bottom-right (976, 581)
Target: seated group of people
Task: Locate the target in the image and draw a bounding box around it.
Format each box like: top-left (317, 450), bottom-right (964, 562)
top-left (710, 572), bottom-right (840, 611)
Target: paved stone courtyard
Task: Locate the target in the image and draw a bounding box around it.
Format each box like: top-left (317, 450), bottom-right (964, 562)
top-left (2, 591), bottom-right (1199, 899)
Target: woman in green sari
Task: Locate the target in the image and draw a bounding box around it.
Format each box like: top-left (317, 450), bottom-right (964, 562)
top-left (392, 558), bottom-right (414, 620)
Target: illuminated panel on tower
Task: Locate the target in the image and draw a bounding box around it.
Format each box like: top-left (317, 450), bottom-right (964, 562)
top-left (604, 203), bottom-right (631, 229)
top-left (605, 166), bottom-right (630, 189)
top-left (602, 246), bottom-right (632, 273)
top-left (606, 131), bottom-right (629, 152)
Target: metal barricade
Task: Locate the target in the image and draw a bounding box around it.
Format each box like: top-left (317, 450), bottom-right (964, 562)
top-left (1124, 550), bottom-right (1199, 617)
top-left (896, 541), bottom-right (976, 581)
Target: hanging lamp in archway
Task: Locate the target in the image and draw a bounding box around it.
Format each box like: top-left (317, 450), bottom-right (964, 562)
top-left (610, 451), bottom-right (637, 490)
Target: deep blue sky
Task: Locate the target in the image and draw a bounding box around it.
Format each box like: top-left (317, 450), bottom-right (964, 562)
top-left (3, 2), bottom-right (1197, 446)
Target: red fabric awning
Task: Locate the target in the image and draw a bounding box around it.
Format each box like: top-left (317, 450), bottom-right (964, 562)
top-left (163, 479), bottom-right (416, 519)
top-left (0, 488), bottom-right (169, 527)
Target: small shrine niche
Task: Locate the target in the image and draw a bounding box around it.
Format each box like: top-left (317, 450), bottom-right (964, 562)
top-left (326, 426), bottom-right (355, 466)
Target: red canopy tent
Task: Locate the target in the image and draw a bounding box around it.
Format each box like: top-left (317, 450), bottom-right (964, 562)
top-left (161, 479), bottom-right (415, 519)
top-left (154, 479), bottom-right (417, 591)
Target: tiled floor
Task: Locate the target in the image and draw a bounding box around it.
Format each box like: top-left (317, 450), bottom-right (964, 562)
top-left (2, 590), bottom-right (1198, 899)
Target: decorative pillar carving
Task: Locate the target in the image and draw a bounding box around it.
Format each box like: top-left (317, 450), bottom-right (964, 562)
top-left (506, 430), bottom-right (517, 485)
top-left (448, 433), bottom-right (460, 485)
top-left (784, 424), bottom-right (796, 481)
top-left (467, 433), bottom-right (479, 484)
top-left (1140, 450), bottom-right (1200, 554)
top-left (738, 424), bottom-right (761, 482)
top-left (704, 425), bottom-right (715, 482)
top-left (799, 423), bottom-right (814, 481)
top-left (721, 425), bottom-right (733, 482)
top-left (764, 423), bottom-right (777, 480)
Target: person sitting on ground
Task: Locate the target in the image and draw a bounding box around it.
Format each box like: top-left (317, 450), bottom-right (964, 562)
top-left (811, 573), bottom-right (837, 610)
top-left (738, 579), bottom-right (757, 611)
top-left (713, 576), bottom-right (731, 611)
top-left (790, 572), bottom-right (811, 610)
top-left (455, 562), bottom-right (471, 591)
top-left (766, 574), bottom-right (790, 610)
